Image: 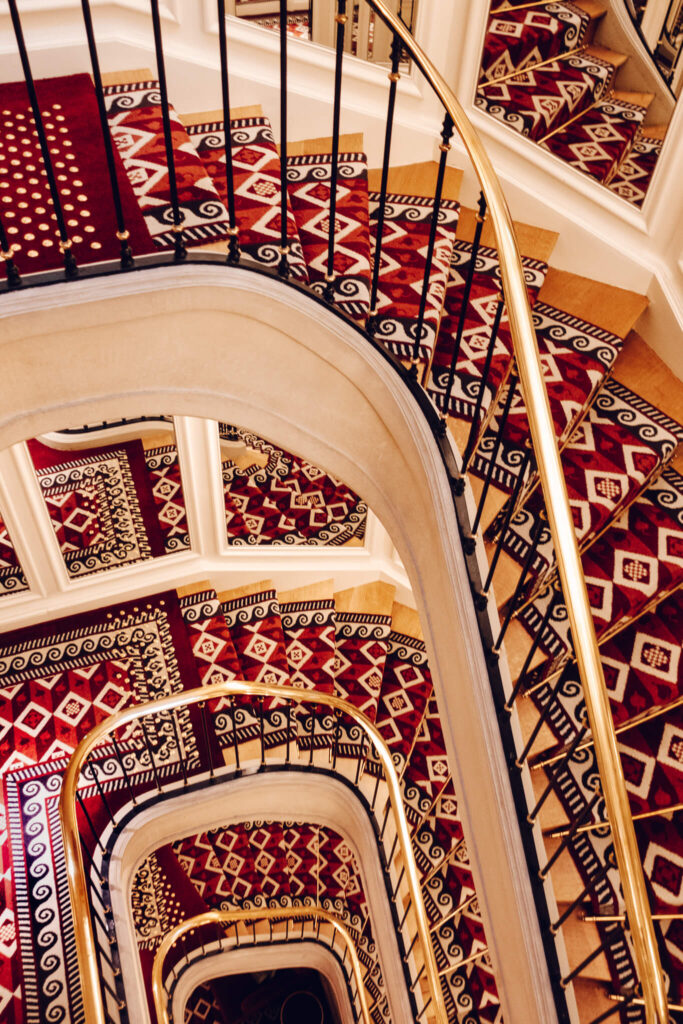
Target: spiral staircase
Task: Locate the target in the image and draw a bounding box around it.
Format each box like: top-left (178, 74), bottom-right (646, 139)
top-left (0, 1), bottom-right (681, 1023)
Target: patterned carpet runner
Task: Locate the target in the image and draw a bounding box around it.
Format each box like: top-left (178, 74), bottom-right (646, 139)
top-left (476, 53), bottom-right (615, 143)
top-left (186, 116), bottom-right (309, 281)
top-left (0, 514), bottom-right (27, 598)
top-left (368, 192), bottom-right (460, 362)
top-left (608, 130), bottom-right (664, 207)
top-left (287, 152), bottom-right (372, 321)
top-left (104, 78), bottom-right (231, 248)
top-left (0, 74), bottom-right (154, 274)
top-left (468, 302), bottom-right (622, 492)
top-left (481, 2), bottom-right (591, 83)
top-left (428, 240), bottom-right (548, 422)
top-left (495, 378), bottom-right (683, 582)
top-left (541, 97), bottom-right (647, 184)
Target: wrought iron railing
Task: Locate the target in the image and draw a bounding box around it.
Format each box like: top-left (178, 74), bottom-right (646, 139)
top-left (2, 0), bottom-right (673, 1020)
top-left (59, 681), bottom-right (448, 1024)
top-left (152, 908), bottom-right (372, 1024)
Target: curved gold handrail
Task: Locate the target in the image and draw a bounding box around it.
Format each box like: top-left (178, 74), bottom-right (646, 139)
top-left (152, 907), bottom-right (372, 1024)
top-left (359, 3), bottom-right (668, 1021)
top-left (58, 680), bottom-right (445, 1024)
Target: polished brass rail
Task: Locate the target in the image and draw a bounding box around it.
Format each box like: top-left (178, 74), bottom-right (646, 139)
top-left (361, 2), bottom-right (669, 1019)
top-left (58, 679), bottom-right (445, 1024)
top-left (152, 908), bottom-right (372, 1024)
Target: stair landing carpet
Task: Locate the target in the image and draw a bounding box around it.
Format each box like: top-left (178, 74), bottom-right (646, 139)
top-left (0, 74), bottom-right (153, 275)
top-left (368, 192), bottom-right (460, 362)
top-left (104, 79), bottom-right (231, 248)
top-left (287, 152), bottom-right (372, 322)
top-left (187, 116), bottom-right (309, 282)
top-left (28, 437), bottom-right (167, 578)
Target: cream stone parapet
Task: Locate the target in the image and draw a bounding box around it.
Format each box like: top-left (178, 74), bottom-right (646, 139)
top-left (0, 264), bottom-right (559, 1024)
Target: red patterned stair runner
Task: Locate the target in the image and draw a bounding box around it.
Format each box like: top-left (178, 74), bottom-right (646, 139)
top-left (287, 152), bottom-right (372, 322)
top-left (0, 74), bottom-right (153, 276)
top-left (104, 79), bottom-right (230, 248)
top-left (519, 466), bottom-right (683, 666)
top-left (475, 52), bottom-right (615, 143)
top-left (468, 302), bottom-right (622, 492)
top-left (144, 443), bottom-right (191, 554)
top-left (0, 512), bottom-right (27, 598)
top-left (608, 130), bottom-right (664, 207)
top-left (541, 96), bottom-right (647, 184)
top-left (183, 984), bottom-right (227, 1024)
top-left (428, 239), bottom-right (548, 422)
top-left (368, 192), bottom-right (460, 362)
top-left (221, 426), bottom-right (367, 546)
top-left (28, 437), bottom-right (166, 578)
top-left (333, 608), bottom-right (391, 756)
top-left (220, 584), bottom-right (292, 749)
top-left (495, 378), bottom-right (683, 584)
top-left (481, 2), bottom-right (591, 83)
top-left (280, 596), bottom-right (336, 749)
top-left (186, 115), bottom-right (309, 281)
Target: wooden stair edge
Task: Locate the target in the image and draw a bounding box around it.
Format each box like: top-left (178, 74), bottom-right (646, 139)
top-left (537, 266), bottom-right (648, 340)
top-left (457, 206), bottom-right (559, 263)
top-left (584, 43), bottom-right (629, 68)
top-left (100, 68), bottom-right (154, 86)
top-left (180, 105), bottom-right (264, 126)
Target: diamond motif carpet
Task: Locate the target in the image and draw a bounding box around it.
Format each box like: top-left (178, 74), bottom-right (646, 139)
top-left (0, 514), bottom-right (27, 599)
top-left (481, 2), bottom-right (590, 83)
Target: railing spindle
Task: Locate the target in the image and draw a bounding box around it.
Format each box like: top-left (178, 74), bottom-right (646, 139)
top-left (7, 0), bottom-right (78, 278)
top-left (0, 214), bottom-right (21, 288)
top-left (199, 701), bottom-right (216, 779)
top-left (560, 933), bottom-right (614, 987)
top-left (279, 0), bottom-right (290, 278)
top-left (368, 34), bottom-right (402, 333)
top-left (504, 585), bottom-right (559, 709)
top-left (462, 298), bottom-right (506, 471)
top-left (482, 445), bottom-right (533, 595)
top-left (471, 372), bottom-right (517, 534)
top-left (526, 719), bottom-right (590, 823)
top-left (217, 0), bottom-right (240, 263)
top-left (80, 0), bottom-right (134, 268)
top-left (539, 789), bottom-right (601, 880)
top-left (149, 0), bottom-right (186, 261)
top-left (410, 112), bottom-right (454, 373)
top-left (493, 509), bottom-right (546, 651)
top-left (324, 0), bottom-right (348, 302)
top-left (439, 192), bottom-right (488, 425)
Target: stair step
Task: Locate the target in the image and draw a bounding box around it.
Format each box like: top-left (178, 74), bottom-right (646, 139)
top-left (541, 96), bottom-right (648, 185)
top-left (607, 127), bottom-right (665, 206)
top-left (584, 43), bottom-right (629, 68)
top-left (367, 161), bottom-right (462, 202)
top-left (538, 267), bottom-right (648, 339)
top-left (481, 2), bottom-right (594, 84)
top-left (287, 133), bottom-right (364, 156)
top-left (456, 205), bottom-right (559, 262)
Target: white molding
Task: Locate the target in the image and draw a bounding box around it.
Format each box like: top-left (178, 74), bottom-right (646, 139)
top-left (0, 264), bottom-right (559, 1023)
top-left (107, 772), bottom-right (414, 1024)
top-left (0, 443), bottom-right (69, 597)
top-left (174, 415), bottom-right (227, 558)
top-left (171, 942), bottom-right (355, 1024)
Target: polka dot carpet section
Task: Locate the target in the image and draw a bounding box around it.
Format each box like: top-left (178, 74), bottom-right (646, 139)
top-left (0, 74), bottom-right (153, 275)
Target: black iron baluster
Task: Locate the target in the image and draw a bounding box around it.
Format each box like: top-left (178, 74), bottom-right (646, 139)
top-left (398, 899), bottom-right (413, 932)
top-left (77, 792), bottom-right (106, 853)
top-left (560, 933), bottom-right (614, 987)
top-left (286, 703), bottom-right (292, 764)
top-left (168, 708), bottom-right (189, 785)
top-left (232, 702), bottom-right (241, 771)
top-left (587, 1001), bottom-right (632, 1024)
top-left (504, 586), bottom-right (559, 709)
top-left (279, 0), bottom-right (290, 278)
top-left (539, 789), bottom-right (601, 880)
top-left (150, 0), bottom-right (186, 260)
top-left (526, 718), bottom-right (589, 823)
top-left (80, 0), bottom-right (134, 268)
top-left (139, 718), bottom-right (162, 791)
top-left (493, 508), bottom-right (546, 652)
top-left (416, 997), bottom-right (433, 1020)
top-left (410, 963), bottom-right (425, 991)
top-left (471, 372), bottom-right (518, 534)
top-left (112, 733), bottom-right (137, 805)
top-left (482, 445), bottom-right (533, 595)
top-left (391, 865), bottom-right (405, 900)
top-left (403, 930), bottom-right (418, 959)
top-left (87, 760), bottom-right (115, 824)
top-left (514, 671), bottom-right (566, 767)
top-left (199, 701), bottom-right (216, 780)
top-left (0, 215), bottom-right (21, 288)
top-left (332, 709), bottom-right (341, 771)
top-left (7, 0), bottom-right (78, 278)
top-left (439, 192), bottom-right (488, 427)
top-left (323, 0), bottom-right (348, 303)
top-left (368, 33), bottom-right (402, 334)
top-left (217, 0), bottom-right (240, 263)
top-left (308, 706), bottom-right (316, 766)
top-left (259, 697), bottom-right (266, 768)
top-left (461, 298), bottom-right (506, 471)
top-left (549, 880), bottom-right (594, 934)
top-left (410, 112), bottom-right (454, 374)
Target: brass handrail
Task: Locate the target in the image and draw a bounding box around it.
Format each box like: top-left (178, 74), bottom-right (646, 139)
top-left (58, 680), bottom-right (445, 1024)
top-left (152, 907), bottom-right (372, 1024)
top-left (361, 2), bottom-right (668, 1020)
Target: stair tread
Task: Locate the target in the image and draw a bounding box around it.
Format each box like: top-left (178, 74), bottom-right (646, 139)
top-left (367, 161), bottom-right (462, 202)
top-left (584, 42), bottom-right (628, 67)
top-left (537, 267), bottom-right (647, 339)
top-left (456, 205), bottom-right (559, 261)
top-left (286, 133), bottom-right (364, 155)
top-left (614, 331), bottom-right (683, 427)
